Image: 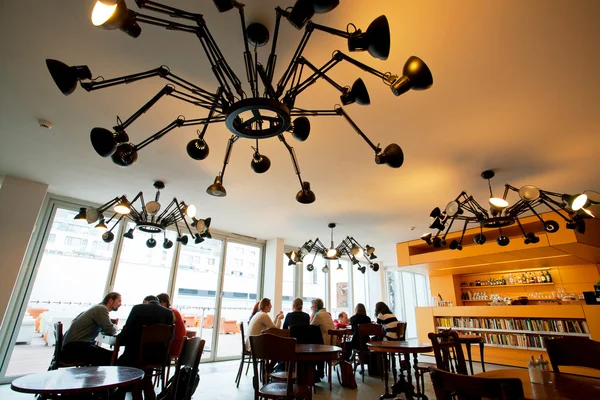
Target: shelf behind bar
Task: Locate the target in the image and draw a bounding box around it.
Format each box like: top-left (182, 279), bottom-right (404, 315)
top-left (436, 326), bottom-right (590, 337)
top-left (460, 283), bottom-right (555, 290)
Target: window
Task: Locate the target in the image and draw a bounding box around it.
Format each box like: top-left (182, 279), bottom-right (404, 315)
top-left (387, 270), bottom-right (431, 339)
top-left (207, 257), bottom-right (216, 265)
top-left (281, 253), bottom-right (296, 312)
top-left (302, 254), bottom-right (326, 303)
top-left (64, 236), bottom-right (81, 246)
top-left (48, 233), bottom-right (56, 243)
top-left (330, 259), bottom-right (350, 316)
top-left (353, 264), bottom-right (368, 315)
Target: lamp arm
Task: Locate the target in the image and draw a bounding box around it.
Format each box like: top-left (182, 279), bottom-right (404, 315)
top-left (135, 117), bottom-right (185, 151)
top-left (133, 12), bottom-right (199, 33)
top-left (441, 217), bottom-right (456, 239)
top-left (168, 89), bottom-right (222, 112)
top-left (334, 106), bottom-right (380, 153)
top-left (106, 214), bottom-right (126, 233)
top-left (277, 134), bottom-right (307, 191)
top-left (308, 21), bottom-right (350, 39)
top-left (334, 51), bottom-right (389, 81)
top-left (155, 198), bottom-right (177, 223)
top-left (236, 5), bottom-right (258, 98)
top-left (173, 198), bottom-right (196, 237)
top-left (219, 135), bottom-right (239, 180)
top-left (135, 0), bottom-right (203, 22)
top-left (181, 116), bottom-right (227, 127)
top-left (266, 9), bottom-right (283, 83)
top-left (514, 217), bottom-right (528, 237)
top-left (290, 109), bottom-right (339, 116)
top-left (287, 57), bottom-right (344, 101)
top-left (257, 64), bottom-right (277, 99)
top-left (188, 87), bottom-right (224, 140)
top-left (117, 85), bottom-right (175, 131)
top-left (276, 25), bottom-right (314, 97)
top-left (539, 199), bottom-right (572, 222)
top-left (96, 197), bottom-right (123, 215)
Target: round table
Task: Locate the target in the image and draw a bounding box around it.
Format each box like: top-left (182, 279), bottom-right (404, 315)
top-left (295, 344), bottom-right (342, 392)
top-left (368, 340), bottom-right (433, 400)
top-left (11, 366), bottom-right (144, 396)
top-left (476, 369), bottom-right (600, 400)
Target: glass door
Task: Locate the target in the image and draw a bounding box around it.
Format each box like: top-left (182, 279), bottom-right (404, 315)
top-left (215, 241), bottom-right (261, 360)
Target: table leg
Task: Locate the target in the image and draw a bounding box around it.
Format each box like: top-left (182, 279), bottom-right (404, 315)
top-left (412, 353), bottom-right (428, 400)
top-left (479, 341), bottom-right (485, 372)
top-left (465, 343), bottom-right (474, 375)
top-left (379, 352), bottom-right (395, 400)
top-left (391, 354), bottom-right (414, 400)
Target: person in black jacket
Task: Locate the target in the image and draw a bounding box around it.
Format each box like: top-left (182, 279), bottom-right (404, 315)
top-left (116, 295), bottom-right (174, 400)
top-left (345, 303), bottom-right (372, 360)
top-left (282, 298), bottom-right (310, 329)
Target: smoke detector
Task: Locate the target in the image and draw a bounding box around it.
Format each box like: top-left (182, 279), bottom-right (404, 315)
top-left (39, 119), bottom-right (53, 129)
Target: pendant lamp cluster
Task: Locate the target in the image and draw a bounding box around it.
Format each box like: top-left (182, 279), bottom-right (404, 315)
top-left (421, 170), bottom-right (600, 250)
top-left (46, 0), bottom-right (432, 204)
top-left (74, 181), bottom-right (212, 248)
top-left (286, 223), bottom-right (378, 274)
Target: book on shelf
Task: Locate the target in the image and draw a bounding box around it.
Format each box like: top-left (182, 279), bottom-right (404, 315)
top-left (434, 316), bottom-right (590, 335)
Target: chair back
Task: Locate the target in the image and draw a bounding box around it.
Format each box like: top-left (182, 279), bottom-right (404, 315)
top-left (171, 337), bottom-right (205, 400)
top-left (428, 330), bottom-right (468, 375)
top-left (328, 328), bottom-right (351, 346)
top-left (396, 322), bottom-right (407, 341)
top-left (429, 367), bottom-right (524, 400)
top-left (262, 327), bottom-right (290, 337)
top-left (290, 324), bottom-right (323, 344)
top-left (49, 321), bottom-right (64, 370)
top-left (544, 336), bottom-right (600, 372)
top-left (358, 323), bottom-right (383, 351)
top-left (249, 334), bottom-right (297, 398)
top-left (240, 321), bottom-right (248, 354)
top-left (137, 324), bottom-right (174, 370)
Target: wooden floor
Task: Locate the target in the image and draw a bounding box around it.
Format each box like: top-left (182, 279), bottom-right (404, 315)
top-left (2, 355), bottom-right (508, 399)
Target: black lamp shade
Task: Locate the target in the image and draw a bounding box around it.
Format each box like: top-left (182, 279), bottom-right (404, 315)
top-left (449, 239), bottom-right (459, 250)
top-left (391, 56), bottom-right (433, 96)
top-left (102, 231), bottom-right (115, 243)
top-left (46, 59), bottom-right (92, 96)
top-left (213, 0), bottom-right (234, 12)
top-left (74, 207), bottom-right (87, 221)
top-left (251, 153), bottom-right (271, 173)
top-left (306, 264), bottom-right (314, 272)
top-left (177, 235), bottom-right (189, 245)
top-left (430, 207), bottom-right (441, 219)
top-left (543, 220), bottom-right (560, 233)
top-left (91, 0), bottom-right (141, 38)
top-left (123, 228), bottom-right (134, 239)
top-left (202, 229), bottom-right (212, 239)
top-left (312, 0), bottom-right (339, 13)
top-left (420, 232), bottom-right (432, 245)
top-left (496, 235), bottom-right (510, 246)
top-left (473, 233), bottom-right (486, 245)
top-left (359, 266), bottom-right (366, 274)
top-left (371, 262), bottom-right (380, 272)
top-left (194, 233), bottom-right (205, 244)
top-left (341, 78), bottom-right (370, 106)
top-left (348, 15), bottom-right (390, 60)
top-left (91, 127), bottom-right (129, 157)
top-left (207, 176), bottom-right (227, 197)
top-left (163, 238), bottom-right (174, 249)
top-left (291, 117), bottom-right (311, 141)
top-left (375, 143), bottom-right (404, 168)
top-left (146, 238), bottom-right (157, 248)
top-left (288, 0), bottom-right (315, 29)
top-left (296, 182), bottom-right (316, 204)
top-left (186, 138), bottom-right (210, 160)
top-left (111, 143), bottom-right (138, 166)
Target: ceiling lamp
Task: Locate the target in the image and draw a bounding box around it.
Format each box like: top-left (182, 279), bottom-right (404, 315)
top-left (46, 0), bottom-right (433, 204)
top-left (421, 170), bottom-right (599, 250)
top-left (286, 223), bottom-right (379, 274)
top-left (76, 181), bottom-right (211, 248)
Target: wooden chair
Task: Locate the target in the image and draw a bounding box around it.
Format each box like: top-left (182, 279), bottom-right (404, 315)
top-left (428, 330), bottom-right (468, 375)
top-left (48, 321), bottom-right (87, 370)
top-left (429, 367), bottom-right (524, 400)
top-left (249, 334), bottom-right (312, 400)
top-left (396, 321), bottom-right (407, 340)
top-left (165, 336), bottom-right (206, 400)
top-left (235, 321), bottom-right (252, 388)
top-left (262, 327), bottom-right (291, 337)
top-left (137, 324), bottom-right (174, 393)
top-left (353, 323), bottom-right (383, 382)
top-left (289, 325), bottom-right (323, 345)
top-left (544, 336), bottom-right (600, 373)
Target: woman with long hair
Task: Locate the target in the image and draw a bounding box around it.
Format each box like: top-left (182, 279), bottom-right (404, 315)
top-left (246, 298), bottom-right (284, 349)
top-left (374, 301), bottom-right (400, 341)
top-left (346, 303), bottom-right (372, 359)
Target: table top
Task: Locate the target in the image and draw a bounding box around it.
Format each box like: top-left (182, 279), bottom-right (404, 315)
top-left (368, 339), bottom-right (433, 353)
top-left (476, 368), bottom-right (600, 400)
top-left (11, 366), bottom-right (144, 395)
top-left (295, 344), bottom-right (342, 354)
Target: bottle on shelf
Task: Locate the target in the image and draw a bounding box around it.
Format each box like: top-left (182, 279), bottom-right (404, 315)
top-left (540, 271), bottom-right (546, 283)
top-left (502, 276), bottom-right (507, 285)
top-left (509, 274), bottom-right (515, 285)
top-left (522, 273), bottom-right (527, 284)
top-left (546, 270), bottom-right (553, 283)
top-left (530, 273), bottom-right (536, 284)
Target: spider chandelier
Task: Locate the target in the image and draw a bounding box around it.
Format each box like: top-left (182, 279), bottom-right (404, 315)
top-left (74, 181), bottom-right (212, 248)
top-left (46, 0), bottom-right (433, 204)
top-left (286, 223), bottom-right (379, 274)
top-left (421, 170), bottom-right (600, 250)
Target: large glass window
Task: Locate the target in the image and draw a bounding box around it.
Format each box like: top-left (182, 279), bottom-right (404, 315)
top-left (386, 270), bottom-right (431, 339)
top-left (281, 254), bottom-right (296, 313)
top-left (216, 242), bottom-right (261, 359)
top-left (330, 259), bottom-right (350, 317)
top-left (4, 207), bottom-right (118, 376)
top-left (353, 264), bottom-right (369, 315)
top-left (111, 223), bottom-right (177, 320)
top-left (302, 254), bottom-right (326, 303)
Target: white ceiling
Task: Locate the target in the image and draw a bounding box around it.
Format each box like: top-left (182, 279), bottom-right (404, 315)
top-left (1, 0), bottom-right (600, 265)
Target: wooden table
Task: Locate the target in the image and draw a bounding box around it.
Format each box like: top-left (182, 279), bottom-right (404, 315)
top-left (476, 369), bottom-right (600, 400)
top-left (295, 344), bottom-right (342, 392)
top-left (11, 366), bottom-right (144, 397)
top-left (368, 340), bottom-right (433, 400)
top-left (457, 333), bottom-right (485, 375)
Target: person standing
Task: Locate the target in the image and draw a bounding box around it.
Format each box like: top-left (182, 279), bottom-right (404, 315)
top-left (247, 298), bottom-right (283, 349)
top-left (282, 298), bottom-right (310, 329)
top-left (374, 301), bottom-right (400, 340)
top-left (157, 293), bottom-right (186, 357)
top-left (61, 292), bottom-right (121, 366)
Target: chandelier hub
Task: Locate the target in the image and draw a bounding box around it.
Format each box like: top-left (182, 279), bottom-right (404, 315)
top-left (137, 222), bottom-right (165, 234)
top-left (225, 98), bottom-right (291, 139)
top-left (481, 216), bottom-right (515, 229)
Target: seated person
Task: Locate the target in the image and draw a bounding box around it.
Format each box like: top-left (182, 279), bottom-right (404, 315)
top-left (334, 311), bottom-right (349, 328)
top-left (61, 292), bottom-right (121, 366)
top-left (248, 301), bottom-right (260, 324)
top-left (375, 301), bottom-right (400, 340)
top-left (247, 298), bottom-right (283, 349)
top-left (309, 298), bottom-right (335, 379)
top-left (345, 303), bottom-right (372, 360)
top-left (116, 295), bottom-right (174, 400)
top-left (157, 292), bottom-right (186, 358)
top-left (282, 298), bottom-right (310, 329)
